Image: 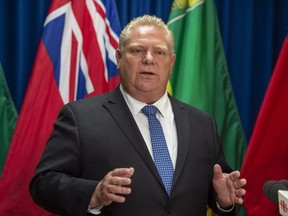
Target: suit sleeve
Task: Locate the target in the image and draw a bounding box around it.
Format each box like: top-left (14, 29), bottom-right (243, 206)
top-left (207, 116), bottom-right (237, 216)
top-left (29, 104), bottom-right (98, 216)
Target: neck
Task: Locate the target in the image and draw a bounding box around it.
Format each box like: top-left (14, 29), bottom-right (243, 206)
top-left (120, 85), bottom-right (166, 104)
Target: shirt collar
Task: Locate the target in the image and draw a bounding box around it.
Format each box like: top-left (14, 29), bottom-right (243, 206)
top-left (120, 85), bottom-right (170, 118)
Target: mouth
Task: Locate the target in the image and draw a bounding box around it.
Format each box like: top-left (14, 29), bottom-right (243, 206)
top-left (140, 71), bottom-right (156, 76)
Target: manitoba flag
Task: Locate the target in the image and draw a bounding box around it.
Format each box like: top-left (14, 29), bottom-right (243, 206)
top-left (0, 0), bottom-right (121, 215)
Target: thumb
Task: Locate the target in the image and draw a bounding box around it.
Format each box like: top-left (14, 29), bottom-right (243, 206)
top-left (213, 164), bottom-right (223, 179)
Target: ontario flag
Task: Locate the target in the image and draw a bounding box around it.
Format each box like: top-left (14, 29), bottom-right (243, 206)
top-left (0, 0), bottom-right (121, 215)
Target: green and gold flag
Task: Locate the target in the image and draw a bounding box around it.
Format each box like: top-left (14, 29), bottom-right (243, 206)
top-left (168, 0), bottom-right (246, 174)
top-left (168, 3), bottom-right (247, 214)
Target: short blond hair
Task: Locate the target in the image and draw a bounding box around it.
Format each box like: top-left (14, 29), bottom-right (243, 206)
top-left (119, 15), bottom-right (174, 54)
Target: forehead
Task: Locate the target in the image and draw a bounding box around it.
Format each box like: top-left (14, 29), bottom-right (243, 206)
top-left (127, 25), bottom-right (169, 48)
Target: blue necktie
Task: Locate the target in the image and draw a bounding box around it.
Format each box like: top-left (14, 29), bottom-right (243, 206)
top-left (142, 105), bottom-right (174, 195)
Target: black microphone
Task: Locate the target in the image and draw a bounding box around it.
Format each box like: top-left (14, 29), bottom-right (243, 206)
top-left (279, 180), bottom-right (288, 188)
top-left (263, 180), bottom-right (288, 203)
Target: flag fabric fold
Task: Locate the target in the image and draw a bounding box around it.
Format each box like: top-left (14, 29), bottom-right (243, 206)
top-left (0, 63), bottom-right (18, 175)
top-left (241, 34), bottom-right (288, 215)
top-left (167, 0), bottom-right (247, 171)
top-left (0, 1), bottom-right (121, 215)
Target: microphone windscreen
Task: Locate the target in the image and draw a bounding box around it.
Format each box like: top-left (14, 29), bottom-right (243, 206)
top-left (263, 180), bottom-right (278, 202)
top-left (279, 180), bottom-right (288, 189)
top-left (263, 180), bottom-right (288, 203)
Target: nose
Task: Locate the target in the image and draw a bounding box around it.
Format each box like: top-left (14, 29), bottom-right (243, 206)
top-left (143, 51), bottom-right (154, 64)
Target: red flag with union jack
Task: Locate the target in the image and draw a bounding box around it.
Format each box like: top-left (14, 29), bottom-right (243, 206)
top-left (0, 0), bottom-right (121, 215)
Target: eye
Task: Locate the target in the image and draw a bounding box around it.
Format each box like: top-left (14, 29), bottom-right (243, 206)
top-left (155, 50), bottom-right (167, 56)
top-left (129, 48), bottom-right (145, 56)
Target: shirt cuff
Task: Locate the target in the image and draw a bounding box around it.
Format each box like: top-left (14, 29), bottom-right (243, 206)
top-left (216, 202), bottom-right (235, 213)
top-left (87, 205), bottom-right (103, 215)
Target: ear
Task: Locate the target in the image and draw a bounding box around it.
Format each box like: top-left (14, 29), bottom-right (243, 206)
top-left (170, 53), bottom-right (176, 75)
top-left (115, 49), bottom-right (121, 69)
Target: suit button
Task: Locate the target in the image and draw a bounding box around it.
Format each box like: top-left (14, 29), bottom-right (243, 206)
top-left (165, 206), bottom-right (172, 214)
top-left (166, 197), bottom-right (173, 214)
top-left (164, 210), bottom-right (172, 215)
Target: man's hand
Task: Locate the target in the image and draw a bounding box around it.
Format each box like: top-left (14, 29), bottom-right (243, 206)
top-left (213, 164), bottom-right (247, 209)
top-left (90, 167), bottom-right (135, 208)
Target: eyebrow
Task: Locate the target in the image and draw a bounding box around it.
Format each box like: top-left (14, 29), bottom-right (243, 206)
top-left (128, 44), bottom-right (169, 51)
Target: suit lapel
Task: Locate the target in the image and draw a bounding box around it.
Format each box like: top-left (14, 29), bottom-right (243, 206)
top-left (170, 97), bottom-right (190, 189)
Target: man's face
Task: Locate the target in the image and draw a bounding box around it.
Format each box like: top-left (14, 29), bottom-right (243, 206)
top-left (116, 25), bottom-right (176, 103)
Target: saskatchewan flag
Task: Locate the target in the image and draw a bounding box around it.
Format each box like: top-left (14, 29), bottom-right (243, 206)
top-left (168, 0), bottom-right (246, 171)
top-left (0, 63), bottom-right (18, 175)
top-left (168, 2), bottom-right (247, 213)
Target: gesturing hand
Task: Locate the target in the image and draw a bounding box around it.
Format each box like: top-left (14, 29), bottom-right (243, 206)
top-left (212, 164), bottom-right (247, 209)
top-left (90, 167), bottom-right (135, 208)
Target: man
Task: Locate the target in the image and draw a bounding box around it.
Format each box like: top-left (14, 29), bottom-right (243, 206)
top-left (30, 15), bottom-right (246, 216)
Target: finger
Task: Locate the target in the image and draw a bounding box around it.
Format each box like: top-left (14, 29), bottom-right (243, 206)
top-left (101, 185), bottom-right (132, 204)
top-left (102, 168), bottom-right (134, 186)
top-left (106, 193), bottom-right (127, 203)
top-left (236, 187), bottom-right (246, 197)
top-left (235, 196), bottom-right (244, 205)
top-left (107, 184), bottom-right (132, 195)
top-left (238, 178), bottom-right (247, 187)
top-left (213, 164), bottom-right (223, 179)
top-left (228, 170), bottom-right (241, 181)
top-left (233, 178), bottom-right (247, 189)
top-left (109, 175), bottom-right (132, 186)
top-left (112, 167), bottom-right (134, 178)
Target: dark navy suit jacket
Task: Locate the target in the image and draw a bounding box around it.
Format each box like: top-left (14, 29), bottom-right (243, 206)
top-left (30, 86), bottom-right (236, 216)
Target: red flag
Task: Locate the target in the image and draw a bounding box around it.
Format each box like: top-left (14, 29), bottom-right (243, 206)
top-left (0, 1), bottom-right (121, 215)
top-left (241, 35), bottom-right (288, 215)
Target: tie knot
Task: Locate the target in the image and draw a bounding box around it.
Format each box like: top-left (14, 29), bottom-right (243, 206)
top-left (142, 105), bottom-right (158, 117)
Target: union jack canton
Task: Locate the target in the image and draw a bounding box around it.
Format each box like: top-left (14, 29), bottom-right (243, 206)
top-left (42, 0), bottom-right (121, 104)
